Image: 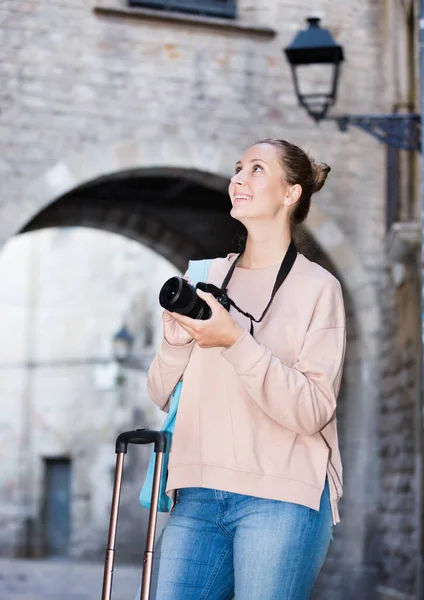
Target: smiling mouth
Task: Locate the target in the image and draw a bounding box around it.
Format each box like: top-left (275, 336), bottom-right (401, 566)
top-left (233, 194), bottom-right (253, 202)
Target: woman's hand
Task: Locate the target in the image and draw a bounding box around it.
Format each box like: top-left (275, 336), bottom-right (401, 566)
top-left (169, 289), bottom-right (244, 349)
top-left (162, 310), bottom-right (194, 346)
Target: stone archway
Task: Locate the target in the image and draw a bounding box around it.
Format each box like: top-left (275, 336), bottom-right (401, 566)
top-left (5, 140), bottom-right (381, 599)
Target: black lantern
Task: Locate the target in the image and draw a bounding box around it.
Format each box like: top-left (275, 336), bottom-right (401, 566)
top-left (112, 324), bottom-right (134, 363)
top-left (284, 17), bottom-right (344, 122)
top-left (284, 17), bottom-right (420, 151)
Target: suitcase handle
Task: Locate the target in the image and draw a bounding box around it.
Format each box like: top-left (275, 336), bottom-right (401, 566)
top-left (115, 429), bottom-right (167, 454)
top-left (103, 429), bottom-right (167, 600)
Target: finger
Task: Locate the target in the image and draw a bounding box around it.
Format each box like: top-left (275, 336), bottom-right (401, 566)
top-left (167, 312), bottom-right (196, 333)
top-left (169, 311), bottom-right (200, 329)
top-left (196, 288), bottom-right (220, 309)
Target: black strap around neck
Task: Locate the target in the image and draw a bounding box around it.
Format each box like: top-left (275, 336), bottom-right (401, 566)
top-left (221, 240), bottom-right (298, 336)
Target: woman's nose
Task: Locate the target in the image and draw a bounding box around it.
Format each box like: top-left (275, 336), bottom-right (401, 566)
top-left (231, 173), bottom-right (244, 185)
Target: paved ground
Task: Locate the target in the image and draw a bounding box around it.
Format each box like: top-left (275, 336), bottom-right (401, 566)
top-left (0, 557), bottom-right (142, 600)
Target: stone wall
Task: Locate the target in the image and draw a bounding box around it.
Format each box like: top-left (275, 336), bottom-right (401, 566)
top-left (1, 0), bottom-right (386, 248)
top-left (377, 262), bottom-right (421, 598)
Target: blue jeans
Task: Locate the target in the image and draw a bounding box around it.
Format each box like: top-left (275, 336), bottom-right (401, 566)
top-left (146, 481), bottom-right (332, 600)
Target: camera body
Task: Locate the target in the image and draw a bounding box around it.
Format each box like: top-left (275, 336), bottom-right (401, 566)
top-left (159, 277), bottom-right (231, 320)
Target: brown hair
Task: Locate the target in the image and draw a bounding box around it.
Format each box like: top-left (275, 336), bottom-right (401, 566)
top-left (255, 138), bottom-right (331, 230)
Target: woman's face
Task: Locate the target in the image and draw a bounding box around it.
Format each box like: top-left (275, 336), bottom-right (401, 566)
top-left (228, 143), bottom-right (291, 223)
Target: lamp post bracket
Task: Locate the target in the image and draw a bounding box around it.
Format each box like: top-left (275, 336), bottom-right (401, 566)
top-left (327, 113), bottom-right (421, 151)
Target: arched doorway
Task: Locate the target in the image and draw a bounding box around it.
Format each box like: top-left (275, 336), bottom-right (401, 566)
top-left (20, 168), bottom-right (245, 268)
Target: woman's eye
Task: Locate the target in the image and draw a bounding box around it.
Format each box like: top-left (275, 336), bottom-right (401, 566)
top-left (234, 166), bottom-right (241, 174)
top-left (253, 164), bottom-right (262, 172)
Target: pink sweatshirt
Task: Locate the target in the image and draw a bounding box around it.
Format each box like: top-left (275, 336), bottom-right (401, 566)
top-left (147, 252), bottom-right (346, 524)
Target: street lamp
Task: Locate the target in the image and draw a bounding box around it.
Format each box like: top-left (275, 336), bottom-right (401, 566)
top-left (285, 17), bottom-right (344, 122)
top-left (284, 17), bottom-right (421, 151)
top-left (112, 324), bottom-right (134, 363)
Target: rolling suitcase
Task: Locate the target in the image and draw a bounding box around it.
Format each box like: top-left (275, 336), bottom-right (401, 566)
top-left (101, 428), bottom-right (167, 600)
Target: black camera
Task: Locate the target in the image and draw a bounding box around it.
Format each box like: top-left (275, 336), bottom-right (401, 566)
top-left (159, 277), bottom-right (231, 319)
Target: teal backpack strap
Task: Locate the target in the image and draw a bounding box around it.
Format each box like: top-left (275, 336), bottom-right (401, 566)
top-left (188, 258), bottom-right (213, 285)
top-left (139, 257), bottom-right (214, 514)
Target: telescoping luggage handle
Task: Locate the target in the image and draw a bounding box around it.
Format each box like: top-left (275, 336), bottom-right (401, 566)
top-left (101, 429), bottom-right (167, 600)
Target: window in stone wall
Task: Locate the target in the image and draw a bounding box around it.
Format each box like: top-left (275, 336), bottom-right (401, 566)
top-left (128, 0), bottom-right (236, 19)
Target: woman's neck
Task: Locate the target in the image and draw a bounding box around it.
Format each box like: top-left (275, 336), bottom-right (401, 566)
top-left (238, 226), bottom-right (292, 269)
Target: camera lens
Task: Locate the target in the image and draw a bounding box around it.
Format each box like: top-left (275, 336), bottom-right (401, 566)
top-left (159, 277), bottom-right (192, 313)
top-left (159, 277), bottom-right (211, 319)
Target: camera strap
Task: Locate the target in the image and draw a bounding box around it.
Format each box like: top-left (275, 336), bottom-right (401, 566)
top-left (220, 239), bottom-right (298, 336)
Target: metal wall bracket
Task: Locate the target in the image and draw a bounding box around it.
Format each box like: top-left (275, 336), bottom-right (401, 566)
top-left (327, 113), bottom-right (421, 151)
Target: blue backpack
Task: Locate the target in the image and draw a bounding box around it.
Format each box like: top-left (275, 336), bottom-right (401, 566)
top-left (139, 259), bottom-right (213, 512)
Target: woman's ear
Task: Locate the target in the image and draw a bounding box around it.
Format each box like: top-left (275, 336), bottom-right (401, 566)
top-left (284, 184), bottom-right (302, 206)
top-left (291, 184), bottom-right (302, 203)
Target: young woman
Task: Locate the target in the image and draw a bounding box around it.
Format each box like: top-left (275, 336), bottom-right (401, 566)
top-left (146, 139), bottom-right (346, 600)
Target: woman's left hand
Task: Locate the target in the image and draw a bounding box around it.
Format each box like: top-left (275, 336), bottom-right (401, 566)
top-left (169, 289), bottom-right (244, 349)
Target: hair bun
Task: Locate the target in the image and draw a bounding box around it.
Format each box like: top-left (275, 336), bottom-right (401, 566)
top-left (311, 159), bottom-right (331, 193)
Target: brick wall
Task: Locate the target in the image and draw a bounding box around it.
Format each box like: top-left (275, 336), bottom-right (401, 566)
top-left (378, 264), bottom-right (420, 597)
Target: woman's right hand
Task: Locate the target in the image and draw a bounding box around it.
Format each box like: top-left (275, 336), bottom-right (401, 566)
top-left (162, 310), bottom-right (194, 346)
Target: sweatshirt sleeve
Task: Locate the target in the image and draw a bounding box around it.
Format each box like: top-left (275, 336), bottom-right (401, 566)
top-left (147, 337), bottom-right (195, 412)
top-left (147, 268), bottom-right (195, 411)
top-left (221, 279), bottom-right (346, 436)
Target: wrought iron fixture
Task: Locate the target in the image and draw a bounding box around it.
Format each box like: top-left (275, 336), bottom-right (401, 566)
top-left (284, 17), bottom-right (421, 151)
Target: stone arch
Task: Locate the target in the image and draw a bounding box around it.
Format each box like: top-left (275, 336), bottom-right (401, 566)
top-left (15, 139), bottom-right (380, 347)
top-left (7, 140), bottom-right (380, 595)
